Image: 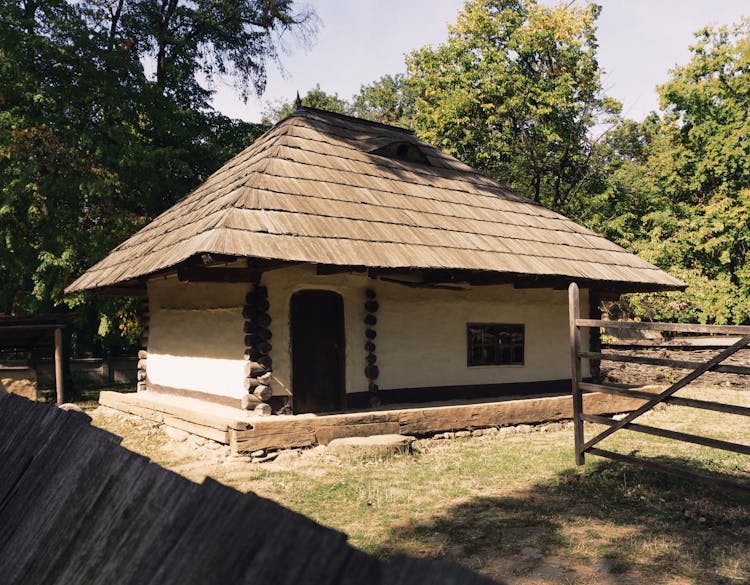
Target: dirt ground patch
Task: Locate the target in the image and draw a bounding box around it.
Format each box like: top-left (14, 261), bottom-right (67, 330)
top-left (90, 386), bottom-right (750, 585)
top-left (601, 347), bottom-right (750, 389)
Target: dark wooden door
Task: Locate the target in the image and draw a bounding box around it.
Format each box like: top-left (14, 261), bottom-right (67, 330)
top-left (290, 290), bottom-right (345, 414)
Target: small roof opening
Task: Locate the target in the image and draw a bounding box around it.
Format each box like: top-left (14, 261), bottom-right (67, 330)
top-left (371, 141), bottom-right (431, 165)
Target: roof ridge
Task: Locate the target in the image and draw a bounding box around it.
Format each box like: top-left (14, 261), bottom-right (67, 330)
top-left (283, 112), bottom-right (478, 172)
top-left (285, 107), bottom-right (416, 135)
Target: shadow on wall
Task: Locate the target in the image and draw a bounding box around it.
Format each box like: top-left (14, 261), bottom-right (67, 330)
top-left (372, 458), bottom-right (750, 584)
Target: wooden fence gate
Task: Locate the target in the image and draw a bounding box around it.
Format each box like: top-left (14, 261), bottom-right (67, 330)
top-left (568, 282), bottom-right (750, 491)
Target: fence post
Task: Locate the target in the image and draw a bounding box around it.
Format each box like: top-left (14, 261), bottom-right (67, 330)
top-left (54, 327), bottom-right (64, 405)
top-left (101, 355), bottom-right (112, 384)
top-left (568, 282), bottom-right (584, 465)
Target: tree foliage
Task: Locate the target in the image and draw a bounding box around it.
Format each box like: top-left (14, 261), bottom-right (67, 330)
top-left (261, 76), bottom-right (415, 128)
top-left (82, 0), bottom-right (317, 105)
top-left (0, 0), bottom-right (312, 352)
top-left (406, 0), bottom-right (619, 212)
top-left (262, 84), bottom-right (348, 123)
top-left (350, 74), bottom-right (415, 128)
top-left (586, 21), bottom-right (750, 324)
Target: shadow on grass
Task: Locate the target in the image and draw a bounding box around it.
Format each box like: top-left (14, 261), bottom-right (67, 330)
top-left (373, 457), bottom-right (750, 584)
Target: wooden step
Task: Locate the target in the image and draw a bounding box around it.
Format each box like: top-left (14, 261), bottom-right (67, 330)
top-left (99, 390), bottom-right (254, 444)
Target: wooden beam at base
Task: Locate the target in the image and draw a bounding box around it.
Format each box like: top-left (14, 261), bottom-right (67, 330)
top-left (230, 418), bottom-right (317, 453)
top-left (396, 392), bottom-right (644, 435)
top-left (228, 392), bottom-right (645, 453)
top-left (99, 389), bottom-right (647, 455)
top-left (316, 422), bottom-right (400, 445)
top-left (100, 395), bottom-right (229, 443)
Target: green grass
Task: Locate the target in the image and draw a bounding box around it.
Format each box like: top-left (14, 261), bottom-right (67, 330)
top-left (89, 385), bottom-right (750, 585)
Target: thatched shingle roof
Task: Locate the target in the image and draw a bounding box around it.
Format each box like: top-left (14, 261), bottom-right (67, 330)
top-left (66, 108), bottom-right (684, 293)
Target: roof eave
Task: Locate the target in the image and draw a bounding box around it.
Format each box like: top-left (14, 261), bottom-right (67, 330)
top-left (66, 259), bottom-right (686, 297)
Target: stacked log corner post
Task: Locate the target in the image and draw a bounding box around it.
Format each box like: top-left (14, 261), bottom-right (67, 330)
top-left (137, 298), bottom-right (149, 392)
top-left (364, 289), bottom-right (380, 407)
top-left (243, 284), bottom-right (274, 416)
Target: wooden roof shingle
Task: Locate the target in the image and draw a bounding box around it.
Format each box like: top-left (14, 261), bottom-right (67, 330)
top-left (66, 108), bottom-right (685, 293)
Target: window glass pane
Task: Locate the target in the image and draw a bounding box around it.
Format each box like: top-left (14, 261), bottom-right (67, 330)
top-left (466, 323), bottom-right (524, 366)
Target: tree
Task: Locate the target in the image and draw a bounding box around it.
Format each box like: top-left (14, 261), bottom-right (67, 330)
top-left (406, 0), bottom-right (619, 212)
top-left (635, 21), bottom-right (750, 324)
top-left (0, 0), bottom-right (131, 315)
top-left (350, 74), bottom-right (415, 128)
top-left (583, 21), bottom-right (750, 324)
top-left (82, 0), bottom-right (318, 107)
top-left (262, 76), bottom-right (417, 128)
top-left (579, 116), bottom-right (665, 250)
top-left (0, 0), bottom-right (314, 354)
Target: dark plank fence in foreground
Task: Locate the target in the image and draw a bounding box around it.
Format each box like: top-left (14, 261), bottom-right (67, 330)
top-left (569, 282), bottom-right (750, 492)
top-left (0, 393), bottom-right (500, 585)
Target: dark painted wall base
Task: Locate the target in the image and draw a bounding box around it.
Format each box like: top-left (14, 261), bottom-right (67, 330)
top-left (345, 378), bottom-right (582, 410)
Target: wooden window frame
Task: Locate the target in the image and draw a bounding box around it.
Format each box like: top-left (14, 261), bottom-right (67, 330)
top-left (466, 323), bottom-right (525, 367)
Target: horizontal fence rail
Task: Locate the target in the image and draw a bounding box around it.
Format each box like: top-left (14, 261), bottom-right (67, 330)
top-left (579, 351), bottom-right (750, 376)
top-left (568, 282), bottom-right (750, 492)
top-left (578, 382), bottom-right (750, 418)
top-left (576, 318), bottom-right (750, 335)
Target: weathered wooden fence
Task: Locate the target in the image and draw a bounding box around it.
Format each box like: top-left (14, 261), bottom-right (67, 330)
top-left (0, 393), bottom-right (500, 585)
top-left (36, 356), bottom-right (139, 387)
top-left (568, 282), bottom-right (750, 491)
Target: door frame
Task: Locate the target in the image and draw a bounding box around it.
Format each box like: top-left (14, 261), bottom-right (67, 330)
top-left (289, 289), bottom-right (346, 414)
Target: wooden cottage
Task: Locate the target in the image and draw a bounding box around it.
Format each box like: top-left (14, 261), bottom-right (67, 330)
top-left (66, 108), bottom-right (684, 446)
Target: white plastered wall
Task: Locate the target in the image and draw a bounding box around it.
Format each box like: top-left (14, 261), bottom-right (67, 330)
top-left (146, 275), bottom-right (248, 398)
top-left (263, 265), bottom-right (589, 397)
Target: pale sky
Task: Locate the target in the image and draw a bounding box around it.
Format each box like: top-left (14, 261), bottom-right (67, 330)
top-left (211, 0), bottom-right (748, 123)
